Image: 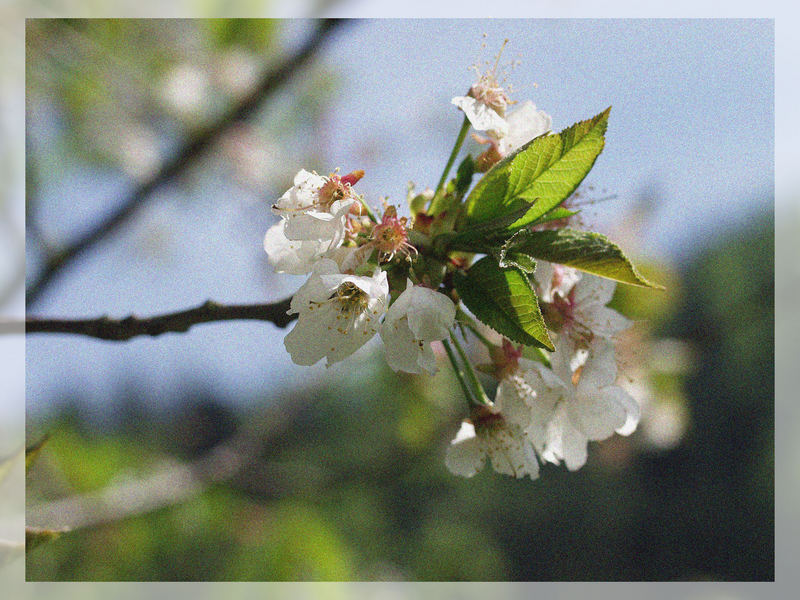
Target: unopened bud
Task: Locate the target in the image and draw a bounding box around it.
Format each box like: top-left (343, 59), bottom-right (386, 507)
top-left (341, 169), bottom-right (365, 187)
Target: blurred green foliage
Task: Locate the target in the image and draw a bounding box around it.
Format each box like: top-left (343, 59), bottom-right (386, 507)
top-left (26, 214), bottom-right (774, 579)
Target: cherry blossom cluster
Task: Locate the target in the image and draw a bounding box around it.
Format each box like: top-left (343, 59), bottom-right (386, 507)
top-left (445, 266), bottom-right (638, 478)
top-left (263, 46), bottom-right (647, 481)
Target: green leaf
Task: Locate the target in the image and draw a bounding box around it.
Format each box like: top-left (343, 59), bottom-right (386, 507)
top-left (25, 526), bottom-right (67, 554)
top-left (25, 434), bottom-right (49, 473)
top-left (454, 154), bottom-right (475, 197)
top-left (454, 257), bottom-right (553, 350)
top-left (464, 108), bottom-right (610, 228)
top-left (434, 205), bottom-right (532, 253)
top-left (493, 229), bottom-right (537, 273)
top-left (507, 228), bottom-right (664, 288)
top-left (530, 206), bottom-right (579, 226)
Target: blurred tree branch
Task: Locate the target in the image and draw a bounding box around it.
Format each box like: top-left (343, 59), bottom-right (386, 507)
top-left (25, 19), bottom-right (345, 307)
top-left (26, 400), bottom-right (318, 532)
top-left (9, 297), bottom-right (295, 340)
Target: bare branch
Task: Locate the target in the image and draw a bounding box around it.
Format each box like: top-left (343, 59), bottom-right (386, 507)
top-left (26, 401), bottom-right (316, 532)
top-left (25, 19), bottom-right (345, 306)
top-left (16, 297), bottom-right (295, 341)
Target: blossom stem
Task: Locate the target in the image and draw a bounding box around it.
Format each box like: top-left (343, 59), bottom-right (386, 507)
top-left (450, 332), bottom-right (492, 406)
top-left (358, 197), bottom-right (379, 223)
top-left (433, 116), bottom-right (470, 198)
top-left (442, 338), bottom-right (476, 410)
top-left (455, 308), bottom-right (494, 350)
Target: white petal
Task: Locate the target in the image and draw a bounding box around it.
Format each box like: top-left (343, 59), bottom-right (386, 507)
top-left (445, 423), bottom-right (486, 478)
top-left (451, 96), bottom-right (509, 136)
top-left (274, 169), bottom-right (327, 213)
top-left (548, 342), bottom-right (577, 385)
top-left (283, 210), bottom-right (342, 242)
top-left (610, 386), bottom-right (641, 436)
top-left (495, 375), bottom-right (534, 426)
top-left (284, 264), bottom-right (387, 366)
top-left (288, 259), bottom-right (342, 314)
top-left (452, 421), bottom-right (477, 444)
top-left (573, 274), bottom-right (616, 308)
top-left (381, 318), bottom-right (423, 374)
top-left (263, 220), bottom-right (328, 275)
top-left (511, 369), bottom-right (564, 452)
top-left (543, 406), bottom-right (589, 471)
top-left (403, 287), bottom-right (456, 341)
top-left (582, 306), bottom-right (631, 338)
top-left (283, 302), bottom-right (340, 365)
top-left (324, 245), bottom-right (367, 273)
top-left (534, 261), bottom-right (581, 302)
top-left (485, 426), bottom-right (539, 479)
top-left (501, 101), bottom-right (552, 152)
top-left (569, 385), bottom-right (628, 441)
top-left (576, 338), bottom-right (618, 391)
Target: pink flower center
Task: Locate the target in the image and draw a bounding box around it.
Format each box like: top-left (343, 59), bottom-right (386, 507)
top-left (318, 169), bottom-right (364, 210)
top-left (469, 76), bottom-right (510, 116)
top-left (470, 405), bottom-right (506, 434)
top-left (372, 207), bottom-right (410, 257)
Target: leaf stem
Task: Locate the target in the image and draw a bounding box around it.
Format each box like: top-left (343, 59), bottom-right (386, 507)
top-left (434, 116), bottom-right (470, 197)
top-left (442, 338), bottom-right (475, 411)
top-left (450, 332), bottom-right (491, 406)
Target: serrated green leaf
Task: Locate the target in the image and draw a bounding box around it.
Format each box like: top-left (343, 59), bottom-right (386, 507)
top-left (508, 228), bottom-right (663, 289)
top-left (454, 257), bottom-right (553, 350)
top-left (498, 252), bottom-right (537, 273)
top-left (530, 206), bottom-right (579, 226)
top-left (464, 108), bottom-right (610, 228)
top-left (491, 228), bottom-right (537, 273)
top-left (25, 526), bottom-right (67, 554)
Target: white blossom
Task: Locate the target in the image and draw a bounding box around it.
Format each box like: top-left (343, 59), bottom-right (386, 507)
top-left (284, 259), bottom-right (389, 366)
top-left (523, 338), bottom-right (640, 471)
top-left (445, 378), bottom-right (542, 480)
top-left (265, 169), bottom-right (365, 274)
top-left (380, 283), bottom-right (455, 374)
top-left (272, 169), bottom-right (356, 244)
top-left (263, 219), bottom-right (333, 275)
top-left (451, 64), bottom-right (512, 137)
top-left (535, 263), bottom-right (630, 368)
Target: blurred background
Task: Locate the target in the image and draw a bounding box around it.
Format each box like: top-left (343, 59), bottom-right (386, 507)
top-left (10, 17), bottom-right (775, 581)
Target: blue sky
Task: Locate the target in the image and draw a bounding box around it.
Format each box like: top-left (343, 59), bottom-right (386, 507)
top-left (25, 19), bottom-right (774, 414)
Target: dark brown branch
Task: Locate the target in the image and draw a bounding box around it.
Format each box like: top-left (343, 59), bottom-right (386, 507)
top-left (26, 19), bottom-right (345, 306)
top-left (20, 297), bottom-right (295, 341)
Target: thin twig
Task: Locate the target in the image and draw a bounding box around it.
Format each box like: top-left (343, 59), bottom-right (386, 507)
top-left (14, 297), bottom-right (295, 341)
top-left (25, 19), bottom-right (345, 306)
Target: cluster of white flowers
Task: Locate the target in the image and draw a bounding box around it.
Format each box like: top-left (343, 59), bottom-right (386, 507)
top-left (446, 265), bottom-right (639, 479)
top-left (264, 45), bottom-right (644, 481)
top-left (265, 169), bottom-right (457, 370)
